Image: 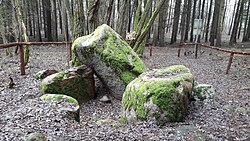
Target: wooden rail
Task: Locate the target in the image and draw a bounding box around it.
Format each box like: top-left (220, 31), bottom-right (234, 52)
top-left (177, 43), bottom-right (250, 74)
top-left (0, 42), bottom-right (72, 75)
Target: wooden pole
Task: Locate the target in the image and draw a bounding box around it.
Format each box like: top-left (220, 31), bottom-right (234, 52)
top-left (195, 43), bottom-right (198, 59)
top-left (19, 45), bottom-right (25, 75)
top-left (226, 53), bottom-right (234, 74)
top-left (178, 48), bottom-right (181, 57)
top-left (150, 46), bottom-right (153, 56)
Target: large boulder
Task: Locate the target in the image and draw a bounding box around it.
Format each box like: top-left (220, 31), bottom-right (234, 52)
top-left (72, 24), bottom-right (147, 99)
top-left (41, 65), bottom-right (95, 104)
top-left (121, 65), bottom-right (194, 124)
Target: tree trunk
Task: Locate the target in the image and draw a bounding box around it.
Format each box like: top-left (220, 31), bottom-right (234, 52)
top-left (243, 0), bottom-right (250, 42)
top-left (184, 0), bottom-right (192, 41)
top-left (158, 0), bottom-right (168, 46)
top-left (152, 13), bottom-right (159, 46)
top-left (205, 0), bottom-right (213, 42)
top-left (72, 0), bottom-right (86, 39)
top-left (190, 0), bottom-right (197, 42)
top-left (170, 0), bottom-right (181, 44)
top-left (44, 0), bottom-right (52, 41)
top-left (228, 1), bottom-right (237, 35)
top-left (242, 0), bottom-right (250, 41)
top-left (210, 0), bottom-right (220, 46)
top-left (130, 0), bottom-right (152, 47)
top-left (88, 0), bottom-right (100, 33)
top-left (216, 0), bottom-right (225, 47)
top-left (105, 0), bottom-right (115, 25)
top-left (51, 0), bottom-right (58, 41)
top-left (35, 0), bottom-right (42, 42)
top-left (12, 0), bottom-right (29, 65)
top-left (229, 0), bottom-right (244, 45)
top-left (180, 0), bottom-right (188, 43)
top-left (133, 0), bottom-right (168, 53)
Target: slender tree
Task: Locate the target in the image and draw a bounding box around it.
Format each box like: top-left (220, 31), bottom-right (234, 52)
top-left (190, 0), bottom-right (197, 42)
top-left (184, 0), bottom-right (192, 41)
top-left (229, 0), bottom-right (245, 45)
top-left (170, 0), bottom-right (181, 44)
top-left (205, 0), bottom-right (213, 42)
top-left (12, 0), bottom-right (29, 65)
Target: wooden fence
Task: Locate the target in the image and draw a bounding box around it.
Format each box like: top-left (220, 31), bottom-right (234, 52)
top-left (177, 43), bottom-right (250, 74)
top-left (0, 42), bottom-right (72, 75)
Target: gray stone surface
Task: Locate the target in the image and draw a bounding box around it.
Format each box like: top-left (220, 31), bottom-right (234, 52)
top-left (72, 24), bottom-right (147, 99)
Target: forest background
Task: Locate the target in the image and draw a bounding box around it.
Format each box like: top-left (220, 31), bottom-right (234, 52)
top-left (0, 0), bottom-right (250, 55)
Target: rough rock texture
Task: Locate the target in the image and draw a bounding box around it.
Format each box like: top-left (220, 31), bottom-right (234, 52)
top-left (193, 84), bottom-right (215, 101)
top-left (122, 65), bottom-right (194, 124)
top-left (176, 125), bottom-right (209, 141)
top-left (41, 65), bottom-right (95, 104)
top-left (34, 70), bottom-right (58, 80)
top-left (41, 94), bottom-right (80, 122)
top-left (72, 24), bottom-right (147, 99)
top-left (25, 132), bottom-right (46, 141)
top-left (40, 94), bottom-right (78, 104)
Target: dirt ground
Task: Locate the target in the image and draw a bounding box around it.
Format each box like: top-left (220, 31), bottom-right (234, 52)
top-left (0, 44), bottom-right (249, 141)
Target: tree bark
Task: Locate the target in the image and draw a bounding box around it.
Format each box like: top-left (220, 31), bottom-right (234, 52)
top-left (158, 0), bottom-right (168, 46)
top-left (190, 0), bottom-right (197, 42)
top-left (184, 0), bottom-right (192, 41)
top-left (209, 0), bottom-right (220, 46)
top-left (180, 0), bottom-right (188, 43)
top-left (170, 0), bottom-right (181, 44)
top-left (133, 0), bottom-right (167, 53)
top-left (229, 0), bottom-right (244, 45)
top-left (216, 0), bottom-right (225, 47)
top-left (205, 0), bottom-right (213, 42)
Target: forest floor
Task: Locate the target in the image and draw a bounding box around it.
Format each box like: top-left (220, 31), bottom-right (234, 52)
top-left (0, 44), bottom-right (249, 141)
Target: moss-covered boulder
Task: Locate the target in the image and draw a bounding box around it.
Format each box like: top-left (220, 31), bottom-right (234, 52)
top-left (40, 94), bottom-right (80, 122)
top-left (72, 24), bottom-right (147, 99)
top-left (121, 65), bottom-right (194, 124)
top-left (41, 65), bottom-right (95, 104)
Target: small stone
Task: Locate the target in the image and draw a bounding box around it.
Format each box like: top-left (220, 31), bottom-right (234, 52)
top-left (34, 70), bottom-right (58, 80)
top-left (192, 84), bottom-right (215, 101)
top-left (25, 132), bottom-right (46, 141)
top-left (99, 95), bottom-right (111, 103)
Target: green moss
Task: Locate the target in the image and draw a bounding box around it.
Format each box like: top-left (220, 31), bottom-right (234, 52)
top-left (155, 65), bottom-right (190, 75)
top-left (120, 71), bottom-right (135, 85)
top-left (34, 71), bottom-right (43, 80)
top-left (120, 116), bottom-right (128, 124)
top-left (122, 68), bottom-right (193, 122)
top-left (72, 24), bottom-right (147, 86)
top-left (236, 107), bottom-right (247, 114)
top-left (41, 71), bottom-right (92, 104)
top-left (53, 72), bottom-right (66, 81)
top-left (40, 94), bottom-right (78, 104)
top-left (195, 87), bottom-right (204, 100)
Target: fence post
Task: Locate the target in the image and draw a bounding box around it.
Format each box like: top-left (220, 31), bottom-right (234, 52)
top-left (226, 53), bottom-right (234, 74)
top-left (19, 44), bottom-right (25, 75)
top-left (178, 44), bottom-right (182, 57)
top-left (195, 43), bottom-right (198, 59)
top-left (150, 46), bottom-right (153, 56)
